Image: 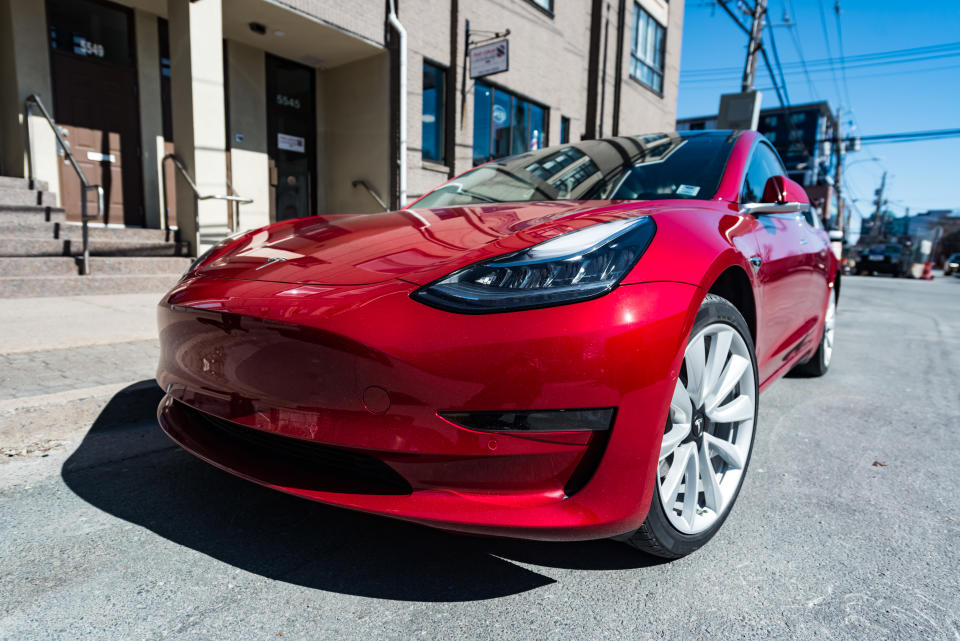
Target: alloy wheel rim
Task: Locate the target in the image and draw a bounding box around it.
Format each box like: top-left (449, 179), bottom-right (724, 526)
top-left (657, 323), bottom-right (756, 535)
top-left (823, 296), bottom-right (836, 366)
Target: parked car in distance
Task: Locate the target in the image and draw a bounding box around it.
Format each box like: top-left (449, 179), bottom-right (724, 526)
top-left (944, 253), bottom-right (960, 276)
top-left (857, 243), bottom-right (910, 277)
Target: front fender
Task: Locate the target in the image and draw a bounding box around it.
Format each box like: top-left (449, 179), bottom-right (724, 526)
top-left (624, 205), bottom-right (760, 294)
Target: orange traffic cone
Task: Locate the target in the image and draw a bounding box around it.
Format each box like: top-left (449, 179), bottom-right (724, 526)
top-left (921, 262), bottom-right (934, 280)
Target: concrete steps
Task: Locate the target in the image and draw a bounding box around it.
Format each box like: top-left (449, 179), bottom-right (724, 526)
top-left (0, 256), bottom-right (191, 277)
top-left (0, 176), bottom-right (48, 191)
top-left (0, 237), bottom-right (188, 257)
top-left (0, 205), bottom-right (67, 226)
top-left (0, 188), bottom-right (57, 207)
top-left (0, 273), bottom-right (185, 297)
top-left (0, 175), bottom-right (192, 298)
top-left (0, 220), bottom-right (176, 243)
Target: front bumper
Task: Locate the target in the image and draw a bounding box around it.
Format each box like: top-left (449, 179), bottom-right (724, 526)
top-left (156, 276), bottom-right (702, 541)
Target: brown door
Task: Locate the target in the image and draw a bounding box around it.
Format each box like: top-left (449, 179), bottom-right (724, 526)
top-left (51, 52), bottom-right (143, 226)
top-left (47, 0), bottom-right (143, 226)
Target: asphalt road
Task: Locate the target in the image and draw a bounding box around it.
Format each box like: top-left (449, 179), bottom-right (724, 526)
top-left (2, 275), bottom-right (959, 640)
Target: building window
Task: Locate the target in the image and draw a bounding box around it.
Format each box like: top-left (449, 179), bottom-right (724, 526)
top-left (560, 116), bottom-right (570, 144)
top-left (525, 0), bottom-right (554, 14)
top-left (422, 62), bottom-right (445, 163)
top-left (630, 4), bottom-right (665, 94)
top-left (473, 83), bottom-right (547, 165)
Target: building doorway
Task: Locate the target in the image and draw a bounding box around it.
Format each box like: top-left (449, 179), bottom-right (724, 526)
top-left (47, 0), bottom-right (144, 227)
top-left (265, 54), bottom-right (316, 221)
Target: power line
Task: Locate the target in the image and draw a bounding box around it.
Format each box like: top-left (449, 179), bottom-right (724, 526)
top-left (820, 0), bottom-right (848, 105)
top-left (681, 41), bottom-right (960, 78)
top-left (686, 62), bottom-right (960, 90)
top-left (857, 128), bottom-right (960, 144)
top-left (766, 18), bottom-right (791, 105)
top-left (783, 0), bottom-right (818, 98)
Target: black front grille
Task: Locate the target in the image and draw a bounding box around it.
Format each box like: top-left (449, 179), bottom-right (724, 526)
top-left (177, 401), bottom-right (412, 495)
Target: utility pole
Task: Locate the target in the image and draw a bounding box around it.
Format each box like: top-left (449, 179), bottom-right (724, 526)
top-left (872, 170), bottom-right (887, 242)
top-left (833, 108), bottom-right (844, 236)
top-left (715, 0), bottom-right (766, 129)
top-left (741, 0), bottom-right (767, 92)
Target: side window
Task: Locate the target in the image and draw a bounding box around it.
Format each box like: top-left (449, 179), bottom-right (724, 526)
top-left (802, 209), bottom-right (821, 228)
top-left (740, 144), bottom-right (784, 203)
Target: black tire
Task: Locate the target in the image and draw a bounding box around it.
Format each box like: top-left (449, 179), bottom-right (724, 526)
top-left (791, 293), bottom-right (835, 378)
top-left (622, 294), bottom-right (759, 559)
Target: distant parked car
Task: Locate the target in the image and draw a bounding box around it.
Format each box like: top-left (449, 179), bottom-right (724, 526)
top-left (857, 243), bottom-right (910, 277)
top-left (944, 253), bottom-right (960, 276)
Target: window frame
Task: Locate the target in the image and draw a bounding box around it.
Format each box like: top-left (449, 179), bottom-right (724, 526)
top-left (738, 139), bottom-right (788, 205)
top-left (421, 60), bottom-right (447, 164)
top-left (472, 81), bottom-right (549, 165)
top-left (629, 3), bottom-right (667, 95)
top-left (559, 116), bottom-right (570, 144)
top-left (523, 0), bottom-right (554, 17)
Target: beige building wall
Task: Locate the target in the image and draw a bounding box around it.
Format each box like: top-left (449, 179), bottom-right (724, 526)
top-left (616, 0), bottom-right (685, 134)
top-left (317, 53), bottom-right (391, 214)
top-left (168, 0), bottom-right (229, 251)
top-left (225, 40), bottom-right (271, 231)
top-left (135, 9), bottom-right (165, 228)
top-left (402, 0), bottom-right (682, 202)
top-left (0, 0), bottom-right (59, 202)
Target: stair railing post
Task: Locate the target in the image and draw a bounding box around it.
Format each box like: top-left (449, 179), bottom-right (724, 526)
top-left (80, 194), bottom-right (90, 275)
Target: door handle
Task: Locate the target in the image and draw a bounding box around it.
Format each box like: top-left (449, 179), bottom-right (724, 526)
top-left (749, 256), bottom-right (762, 272)
top-left (799, 237), bottom-right (808, 245)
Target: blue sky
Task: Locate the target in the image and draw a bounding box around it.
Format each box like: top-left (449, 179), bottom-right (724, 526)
top-left (677, 0), bottom-right (960, 228)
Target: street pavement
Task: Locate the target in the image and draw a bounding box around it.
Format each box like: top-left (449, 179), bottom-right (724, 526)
top-left (1, 275), bottom-right (958, 640)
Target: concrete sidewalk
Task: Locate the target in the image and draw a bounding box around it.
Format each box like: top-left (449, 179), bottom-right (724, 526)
top-left (0, 293), bottom-right (161, 354)
top-left (0, 293), bottom-right (163, 457)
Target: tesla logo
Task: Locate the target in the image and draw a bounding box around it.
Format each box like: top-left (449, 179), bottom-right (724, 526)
top-left (255, 257), bottom-right (287, 270)
top-left (693, 417), bottom-right (704, 438)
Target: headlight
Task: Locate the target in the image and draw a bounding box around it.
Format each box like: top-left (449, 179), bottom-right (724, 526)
top-left (412, 216), bottom-right (656, 313)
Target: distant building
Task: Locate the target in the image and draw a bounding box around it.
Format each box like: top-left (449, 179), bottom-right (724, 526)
top-left (677, 101), bottom-right (837, 188)
top-left (906, 210), bottom-right (960, 263)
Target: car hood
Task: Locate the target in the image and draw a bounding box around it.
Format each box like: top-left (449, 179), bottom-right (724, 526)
top-left (195, 200), bottom-right (692, 286)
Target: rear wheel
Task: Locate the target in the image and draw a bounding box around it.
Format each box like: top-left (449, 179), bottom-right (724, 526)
top-left (623, 294), bottom-right (758, 558)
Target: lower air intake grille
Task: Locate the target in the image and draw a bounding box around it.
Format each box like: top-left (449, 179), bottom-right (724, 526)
top-left (177, 401), bottom-right (412, 495)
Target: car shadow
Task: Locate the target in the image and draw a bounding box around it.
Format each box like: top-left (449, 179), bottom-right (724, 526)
top-left (61, 381), bottom-right (664, 602)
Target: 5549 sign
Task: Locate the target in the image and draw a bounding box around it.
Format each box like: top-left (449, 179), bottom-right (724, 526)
top-left (469, 39), bottom-right (509, 79)
top-left (276, 94), bottom-right (302, 110)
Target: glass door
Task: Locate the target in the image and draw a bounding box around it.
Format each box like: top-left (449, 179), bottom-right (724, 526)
top-left (266, 54), bottom-right (317, 221)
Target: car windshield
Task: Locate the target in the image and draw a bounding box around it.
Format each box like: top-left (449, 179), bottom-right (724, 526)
top-left (413, 131), bottom-right (736, 208)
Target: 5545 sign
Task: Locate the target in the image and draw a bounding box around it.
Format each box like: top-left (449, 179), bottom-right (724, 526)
top-left (469, 39), bottom-right (509, 79)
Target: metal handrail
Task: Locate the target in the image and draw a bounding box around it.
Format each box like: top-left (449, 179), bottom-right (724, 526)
top-left (161, 153), bottom-right (253, 247)
top-left (352, 179), bottom-right (388, 211)
top-left (24, 94), bottom-right (103, 275)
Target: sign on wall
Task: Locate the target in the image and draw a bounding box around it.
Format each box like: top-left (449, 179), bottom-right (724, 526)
top-left (277, 133), bottom-right (305, 153)
top-left (469, 40), bottom-right (509, 79)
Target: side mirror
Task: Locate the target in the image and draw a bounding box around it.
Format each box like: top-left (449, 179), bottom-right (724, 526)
top-left (828, 229), bottom-right (844, 242)
top-left (741, 176), bottom-right (810, 215)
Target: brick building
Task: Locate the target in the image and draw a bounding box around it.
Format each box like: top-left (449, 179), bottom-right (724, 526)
top-left (0, 0), bottom-right (685, 259)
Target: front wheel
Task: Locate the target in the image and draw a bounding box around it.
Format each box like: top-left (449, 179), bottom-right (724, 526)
top-left (623, 294), bottom-right (758, 559)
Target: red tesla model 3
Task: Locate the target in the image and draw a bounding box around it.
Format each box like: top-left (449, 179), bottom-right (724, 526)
top-left (156, 130), bottom-right (839, 558)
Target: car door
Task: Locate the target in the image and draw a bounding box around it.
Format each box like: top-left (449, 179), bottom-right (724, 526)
top-left (741, 141), bottom-right (821, 382)
top-left (798, 206), bottom-right (833, 317)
